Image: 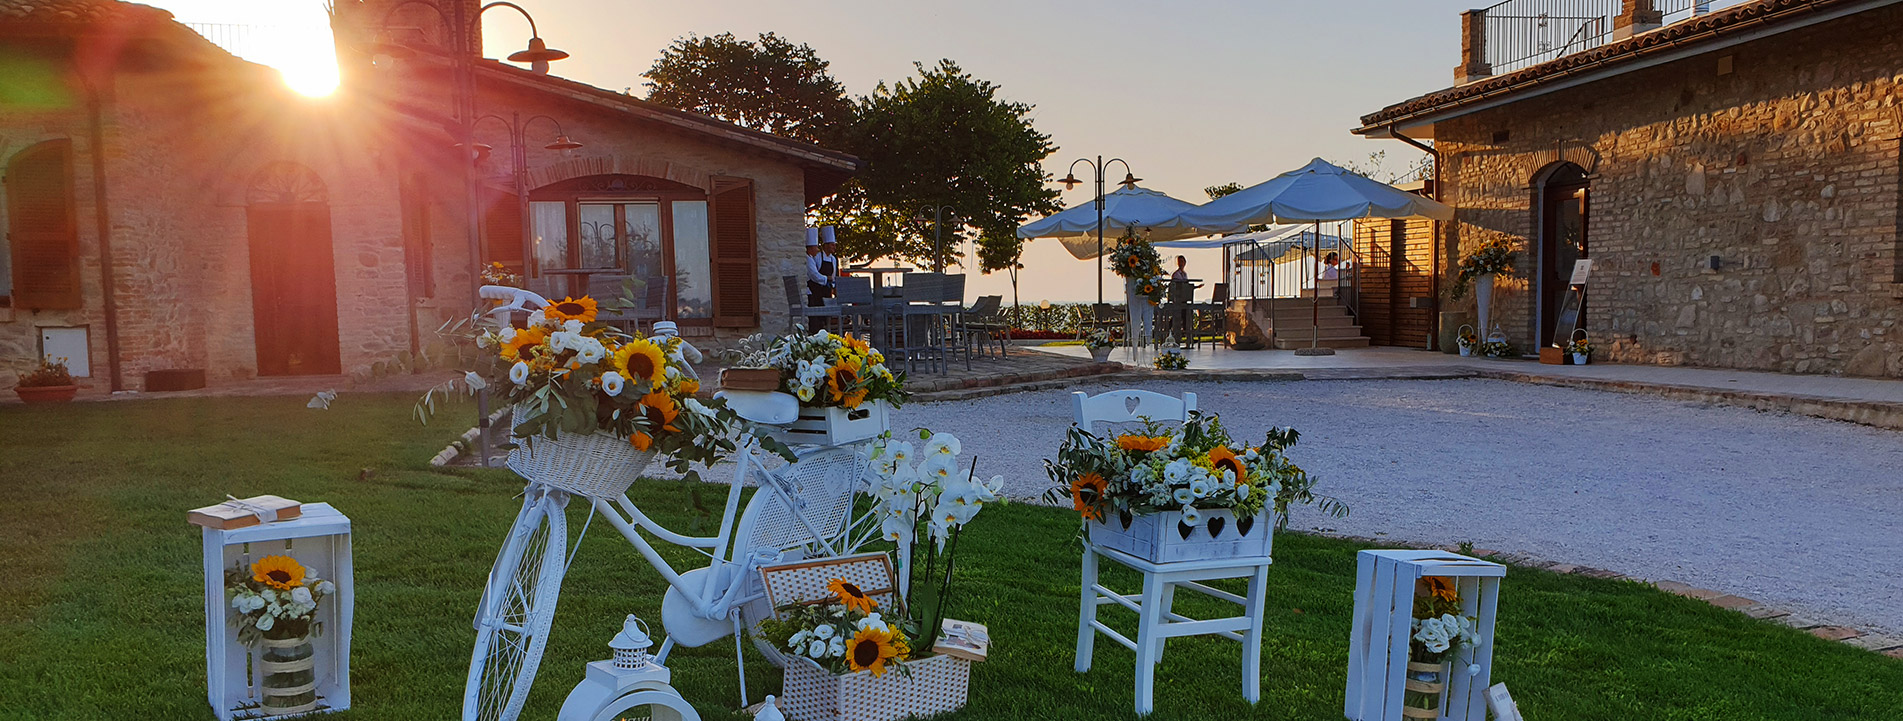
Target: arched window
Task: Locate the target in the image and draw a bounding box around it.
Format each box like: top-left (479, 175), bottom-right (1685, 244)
top-left (246, 162), bottom-right (341, 375)
top-left (5, 140), bottom-right (81, 309)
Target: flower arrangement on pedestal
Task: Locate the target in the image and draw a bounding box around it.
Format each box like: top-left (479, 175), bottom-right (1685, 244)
top-left (227, 555), bottom-right (338, 715)
top-left (1043, 414), bottom-right (1346, 532)
top-left (1109, 230), bottom-right (1167, 306)
top-left (1449, 239), bottom-right (1515, 300)
top-left (1403, 576), bottom-right (1482, 718)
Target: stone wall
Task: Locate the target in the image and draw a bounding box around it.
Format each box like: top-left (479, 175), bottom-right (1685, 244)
top-left (1435, 5), bottom-right (1903, 377)
top-left (0, 108), bottom-right (108, 390)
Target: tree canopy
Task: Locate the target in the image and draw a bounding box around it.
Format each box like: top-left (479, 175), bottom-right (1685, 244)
top-left (642, 32), bottom-right (852, 145)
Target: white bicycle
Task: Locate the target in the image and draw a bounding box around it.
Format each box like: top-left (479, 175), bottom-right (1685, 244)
top-left (463, 286), bottom-right (882, 721)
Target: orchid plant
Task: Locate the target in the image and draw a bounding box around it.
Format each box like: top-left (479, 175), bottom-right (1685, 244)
top-left (863, 429), bottom-right (1001, 657)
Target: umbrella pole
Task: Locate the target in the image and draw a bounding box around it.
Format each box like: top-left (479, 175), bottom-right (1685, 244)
top-left (1294, 220), bottom-right (1336, 356)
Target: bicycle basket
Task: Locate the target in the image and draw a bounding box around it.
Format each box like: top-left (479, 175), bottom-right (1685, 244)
top-left (506, 428), bottom-right (655, 498)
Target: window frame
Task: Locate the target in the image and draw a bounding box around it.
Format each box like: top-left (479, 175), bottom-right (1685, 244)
top-left (530, 186), bottom-right (710, 325)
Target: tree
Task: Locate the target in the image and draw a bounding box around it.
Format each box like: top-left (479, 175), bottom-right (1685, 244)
top-left (818, 60), bottom-right (1061, 268)
top-left (976, 228), bottom-right (1026, 311)
top-left (643, 32), bottom-right (852, 145)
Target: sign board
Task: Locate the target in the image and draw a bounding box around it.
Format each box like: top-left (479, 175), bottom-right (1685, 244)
top-left (1487, 683), bottom-right (1524, 721)
top-left (1568, 259), bottom-right (1593, 286)
top-left (1551, 288), bottom-right (1584, 349)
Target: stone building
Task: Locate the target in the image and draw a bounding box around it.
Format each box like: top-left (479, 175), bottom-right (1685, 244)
top-left (0, 0), bottom-right (855, 392)
top-left (1354, 0), bottom-right (1902, 377)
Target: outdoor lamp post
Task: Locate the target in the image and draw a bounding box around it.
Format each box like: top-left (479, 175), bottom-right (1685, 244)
top-left (920, 205), bottom-right (957, 273)
top-left (474, 112), bottom-right (582, 287)
top-left (366, 0), bottom-right (568, 468)
top-left (1056, 157), bottom-right (1139, 307)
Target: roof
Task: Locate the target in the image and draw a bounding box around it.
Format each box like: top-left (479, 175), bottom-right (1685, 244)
top-left (471, 59), bottom-right (860, 203)
top-left (0, 0), bottom-right (168, 23)
top-left (1354, 0), bottom-right (1887, 135)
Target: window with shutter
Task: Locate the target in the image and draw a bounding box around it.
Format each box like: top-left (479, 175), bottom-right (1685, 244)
top-left (401, 173), bottom-right (434, 298)
top-left (709, 177), bottom-right (758, 327)
top-left (6, 140), bottom-right (81, 310)
top-left (482, 188), bottom-right (524, 270)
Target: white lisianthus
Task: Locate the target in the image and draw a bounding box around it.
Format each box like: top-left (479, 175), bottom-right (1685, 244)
top-left (1234, 483), bottom-right (1252, 501)
top-left (1181, 506), bottom-right (1204, 528)
top-left (1189, 479), bottom-right (1212, 498)
top-left (291, 586), bottom-right (315, 606)
top-left (499, 327), bottom-right (518, 343)
top-left (316, 580), bottom-right (334, 595)
top-left (1163, 458), bottom-right (1192, 484)
top-left (1172, 488), bottom-right (1194, 505)
top-left (1468, 664), bottom-right (1481, 677)
top-left (476, 334), bottom-right (492, 348)
top-left (255, 614), bottom-right (275, 631)
top-left (527, 309), bottom-right (546, 326)
top-left (601, 371), bottom-right (625, 397)
top-left (855, 613), bottom-right (886, 632)
top-left (509, 361), bottom-right (531, 385)
top-left (827, 636), bottom-right (845, 657)
top-left (793, 384), bottom-right (816, 402)
top-left (789, 630), bottom-right (810, 647)
top-left (576, 338), bottom-right (607, 364)
top-left (813, 624), bottom-right (835, 640)
top-left (807, 640), bottom-right (827, 658)
top-left (463, 371), bottom-right (487, 391)
top-left (564, 319), bottom-right (584, 334)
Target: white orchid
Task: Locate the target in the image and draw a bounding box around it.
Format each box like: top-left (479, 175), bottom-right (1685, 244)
top-left (922, 433), bottom-right (961, 459)
top-left (886, 441), bottom-right (915, 466)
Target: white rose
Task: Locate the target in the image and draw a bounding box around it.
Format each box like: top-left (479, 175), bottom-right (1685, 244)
top-left (291, 586), bottom-right (315, 606)
top-left (807, 640), bottom-right (827, 658)
top-left (601, 371), bottom-right (625, 397)
top-left (509, 361), bottom-right (530, 385)
top-left (316, 580), bottom-right (335, 595)
top-left (255, 614), bottom-right (275, 631)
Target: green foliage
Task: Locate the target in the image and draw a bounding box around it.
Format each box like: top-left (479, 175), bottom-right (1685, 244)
top-left (817, 60), bottom-right (1061, 267)
top-left (642, 32), bottom-right (852, 145)
top-left (16, 357), bottom-right (74, 387)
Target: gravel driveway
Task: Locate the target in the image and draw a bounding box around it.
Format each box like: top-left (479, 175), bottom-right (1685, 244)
top-left (890, 378), bottom-right (1903, 634)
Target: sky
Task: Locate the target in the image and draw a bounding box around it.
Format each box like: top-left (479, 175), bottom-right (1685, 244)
top-left (150, 0), bottom-right (1477, 304)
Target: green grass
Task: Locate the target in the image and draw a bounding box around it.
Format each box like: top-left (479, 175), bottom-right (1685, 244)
top-left (1, 394), bottom-right (1898, 721)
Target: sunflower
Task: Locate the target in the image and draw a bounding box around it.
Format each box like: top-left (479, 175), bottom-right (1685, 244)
top-left (829, 577), bottom-right (878, 615)
top-left (840, 334), bottom-right (871, 357)
top-left (1420, 576), bottom-right (1459, 604)
top-left (1126, 255), bottom-right (1143, 268)
top-left (845, 626), bottom-right (903, 677)
top-left (826, 357), bottom-right (868, 409)
top-left (676, 378), bottom-right (701, 397)
top-left (1207, 446), bottom-right (1245, 481)
top-left (500, 328), bottom-right (547, 362)
top-left (1116, 434), bottom-right (1168, 452)
top-left (252, 555), bottom-right (305, 591)
top-left (1071, 472), bottom-right (1107, 521)
top-left (629, 391), bottom-right (681, 451)
top-left (613, 337), bottom-right (668, 384)
top-left (542, 296), bottom-right (599, 323)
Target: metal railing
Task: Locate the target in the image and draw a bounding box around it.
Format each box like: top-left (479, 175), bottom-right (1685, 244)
top-left (1479, 0), bottom-right (1619, 75)
top-left (184, 23), bottom-right (293, 61)
top-left (1655, 0), bottom-right (1752, 24)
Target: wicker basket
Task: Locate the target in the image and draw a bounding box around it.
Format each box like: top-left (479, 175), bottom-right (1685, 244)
top-left (505, 425), bottom-right (656, 499)
top-left (781, 653), bottom-right (971, 721)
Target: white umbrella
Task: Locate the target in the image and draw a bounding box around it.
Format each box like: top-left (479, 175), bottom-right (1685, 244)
top-left (1018, 185), bottom-right (1209, 260)
top-left (1169, 158), bottom-right (1454, 354)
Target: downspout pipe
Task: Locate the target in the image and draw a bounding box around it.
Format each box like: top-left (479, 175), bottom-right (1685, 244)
top-left (83, 78), bottom-right (124, 392)
top-left (1388, 125), bottom-right (1442, 352)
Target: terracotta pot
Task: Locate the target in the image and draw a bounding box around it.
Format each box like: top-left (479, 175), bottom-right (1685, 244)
top-left (14, 385), bottom-right (77, 404)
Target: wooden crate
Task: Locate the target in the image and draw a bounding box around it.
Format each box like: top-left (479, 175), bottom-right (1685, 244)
top-left (767, 401), bottom-right (890, 447)
top-left (1345, 550), bottom-right (1503, 721)
top-left (201, 503), bottom-right (352, 720)
top-left (1087, 508), bottom-right (1272, 564)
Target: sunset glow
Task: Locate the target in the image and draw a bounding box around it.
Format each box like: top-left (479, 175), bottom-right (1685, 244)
top-left (156, 0), bottom-right (340, 96)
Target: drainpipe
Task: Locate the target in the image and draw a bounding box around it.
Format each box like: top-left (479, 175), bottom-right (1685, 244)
top-left (1389, 125), bottom-right (1442, 352)
top-left (83, 78), bottom-right (124, 392)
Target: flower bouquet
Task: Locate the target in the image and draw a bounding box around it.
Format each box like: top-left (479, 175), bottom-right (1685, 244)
top-left (1449, 239), bottom-right (1514, 300)
top-left (1402, 577), bottom-right (1482, 719)
top-left (1109, 230), bottom-right (1167, 306)
top-left (727, 331), bottom-right (906, 446)
top-left (759, 575), bottom-right (971, 721)
top-left (1455, 326), bottom-right (1478, 357)
top-left (13, 357), bottom-right (78, 403)
top-left (1083, 329), bottom-right (1115, 362)
top-left (1044, 414), bottom-right (1346, 563)
top-left (227, 555), bottom-right (338, 715)
top-left (421, 294), bottom-right (746, 496)
top-left (480, 261), bottom-right (521, 288)
top-left (1153, 350), bottom-right (1189, 370)
top-left (1477, 340), bottom-right (1515, 359)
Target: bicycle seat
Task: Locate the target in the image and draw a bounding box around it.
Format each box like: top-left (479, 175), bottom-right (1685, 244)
top-left (715, 390), bottom-right (799, 426)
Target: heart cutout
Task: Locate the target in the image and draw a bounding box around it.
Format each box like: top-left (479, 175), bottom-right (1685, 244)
top-left (1207, 516), bottom-right (1226, 539)
top-left (1124, 395), bottom-right (1142, 415)
top-left (1177, 521), bottom-right (1195, 540)
top-left (1237, 515), bottom-right (1256, 537)
top-left (1119, 509), bottom-right (1134, 530)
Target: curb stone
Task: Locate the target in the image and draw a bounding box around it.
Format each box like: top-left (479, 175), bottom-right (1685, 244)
top-left (429, 408), bottom-right (510, 468)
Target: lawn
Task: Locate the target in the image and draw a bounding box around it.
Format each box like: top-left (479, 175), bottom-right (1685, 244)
top-left (1, 393), bottom-right (1898, 721)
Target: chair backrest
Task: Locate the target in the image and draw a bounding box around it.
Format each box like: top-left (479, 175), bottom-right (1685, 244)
top-left (1168, 279), bottom-right (1195, 304)
top-left (966, 295), bottom-right (1000, 317)
top-left (1072, 389), bottom-right (1197, 430)
top-left (1092, 303), bottom-right (1123, 322)
top-left (938, 274), bottom-right (966, 304)
top-left (782, 275), bottom-right (805, 313)
top-left (1212, 283), bottom-right (1229, 305)
top-left (899, 274), bottom-right (944, 304)
top-left (731, 445), bottom-right (865, 561)
top-left (588, 275), bottom-right (638, 320)
top-left (837, 275), bottom-right (875, 305)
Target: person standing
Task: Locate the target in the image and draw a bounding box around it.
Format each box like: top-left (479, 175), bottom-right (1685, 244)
top-left (805, 228), bottom-right (836, 307)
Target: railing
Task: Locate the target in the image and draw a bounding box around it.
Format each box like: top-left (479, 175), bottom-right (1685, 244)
top-left (1479, 0), bottom-right (1620, 75)
top-left (1655, 0), bottom-right (1752, 24)
top-left (185, 23), bottom-right (292, 61)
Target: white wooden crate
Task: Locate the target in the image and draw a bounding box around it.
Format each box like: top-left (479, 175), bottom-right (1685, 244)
top-left (201, 503), bottom-right (353, 720)
top-left (1086, 508), bottom-right (1272, 564)
top-left (766, 401), bottom-right (890, 447)
top-left (1345, 550), bottom-right (1503, 721)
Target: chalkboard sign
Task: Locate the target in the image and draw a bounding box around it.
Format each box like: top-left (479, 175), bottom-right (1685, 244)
top-left (1552, 286), bottom-right (1584, 347)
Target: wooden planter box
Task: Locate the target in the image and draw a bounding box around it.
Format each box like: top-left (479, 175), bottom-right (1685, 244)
top-left (767, 400), bottom-right (890, 447)
top-left (1088, 508), bottom-right (1272, 564)
top-left (720, 367), bottom-right (783, 392)
top-left (781, 653), bottom-right (970, 721)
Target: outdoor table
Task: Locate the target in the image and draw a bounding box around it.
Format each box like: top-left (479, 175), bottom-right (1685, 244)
top-left (841, 266), bottom-right (914, 287)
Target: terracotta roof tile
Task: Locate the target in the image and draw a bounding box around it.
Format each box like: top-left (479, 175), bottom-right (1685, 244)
top-left (1356, 0), bottom-right (1869, 131)
top-left (0, 0), bottom-right (169, 22)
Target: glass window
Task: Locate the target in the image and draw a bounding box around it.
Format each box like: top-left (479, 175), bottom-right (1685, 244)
top-left (621, 202), bottom-right (662, 283)
top-left (530, 201), bottom-right (567, 272)
top-left (671, 200), bottom-right (712, 319)
top-left (576, 203), bottom-right (618, 269)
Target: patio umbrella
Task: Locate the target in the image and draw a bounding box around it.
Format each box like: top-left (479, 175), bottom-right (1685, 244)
top-left (1170, 158), bottom-right (1454, 354)
top-left (1017, 185), bottom-right (1209, 260)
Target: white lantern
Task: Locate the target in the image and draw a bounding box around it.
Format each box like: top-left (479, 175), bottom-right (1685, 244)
top-left (558, 615), bottom-right (700, 721)
top-left (201, 503), bottom-right (353, 720)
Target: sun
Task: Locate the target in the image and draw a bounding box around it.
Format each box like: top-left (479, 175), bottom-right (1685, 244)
top-left (158, 1), bottom-right (341, 96)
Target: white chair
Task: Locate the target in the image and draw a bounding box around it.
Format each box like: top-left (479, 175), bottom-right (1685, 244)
top-left (1071, 389), bottom-right (1197, 429)
top-left (1070, 388), bottom-right (1268, 716)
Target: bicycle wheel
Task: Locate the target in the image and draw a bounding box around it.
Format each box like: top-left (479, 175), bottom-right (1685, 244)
top-left (463, 488), bottom-right (569, 721)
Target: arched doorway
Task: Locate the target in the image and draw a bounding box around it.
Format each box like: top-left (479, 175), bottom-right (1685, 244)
top-left (1535, 162), bottom-right (1589, 348)
top-left (247, 162), bottom-right (341, 376)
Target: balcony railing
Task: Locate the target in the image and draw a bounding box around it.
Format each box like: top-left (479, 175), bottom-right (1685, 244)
top-left (1476, 0), bottom-right (1753, 75)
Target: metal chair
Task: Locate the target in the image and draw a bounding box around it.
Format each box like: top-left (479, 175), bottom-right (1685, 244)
top-left (784, 275), bottom-right (840, 334)
top-left (957, 295), bottom-right (1008, 358)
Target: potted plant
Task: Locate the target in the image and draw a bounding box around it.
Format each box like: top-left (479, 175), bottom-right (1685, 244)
top-left (14, 358), bottom-right (78, 404)
top-left (1449, 239), bottom-right (1515, 335)
top-left (1565, 332), bottom-right (1593, 365)
top-left (726, 330), bottom-right (907, 446)
top-left (420, 294), bottom-right (745, 496)
top-left (1044, 414), bottom-right (1347, 564)
top-left (1153, 349), bottom-right (1189, 371)
top-left (1455, 326), bottom-right (1478, 357)
top-left (1402, 577), bottom-right (1481, 719)
top-left (1083, 329), bottom-right (1115, 363)
top-left (226, 554), bottom-right (339, 716)
top-left (1478, 340), bottom-right (1515, 359)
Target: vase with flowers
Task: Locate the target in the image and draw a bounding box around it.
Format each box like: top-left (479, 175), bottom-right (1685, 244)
top-left (227, 554), bottom-right (338, 716)
top-left (1401, 576), bottom-right (1482, 719)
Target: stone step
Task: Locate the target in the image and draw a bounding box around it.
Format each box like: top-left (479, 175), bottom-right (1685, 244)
top-left (1265, 315), bottom-right (1359, 329)
top-left (1268, 325), bottom-right (1368, 340)
top-left (1273, 335), bottom-right (1372, 349)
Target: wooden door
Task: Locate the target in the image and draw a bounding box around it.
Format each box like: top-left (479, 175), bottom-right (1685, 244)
top-left (1539, 167), bottom-right (1589, 347)
top-left (247, 204), bottom-right (341, 375)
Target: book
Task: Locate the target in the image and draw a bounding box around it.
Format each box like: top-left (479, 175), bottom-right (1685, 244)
top-left (933, 618), bottom-right (989, 663)
top-left (188, 495), bottom-right (302, 530)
